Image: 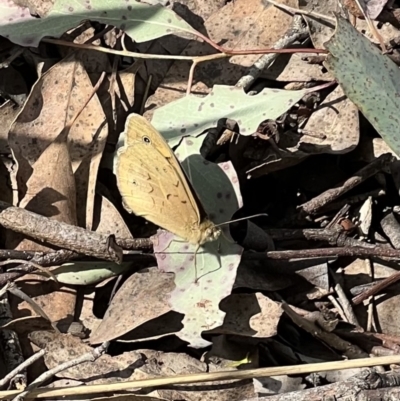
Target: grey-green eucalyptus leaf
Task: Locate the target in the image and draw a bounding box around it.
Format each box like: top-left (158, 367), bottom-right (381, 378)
top-left (325, 16), bottom-right (400, 157)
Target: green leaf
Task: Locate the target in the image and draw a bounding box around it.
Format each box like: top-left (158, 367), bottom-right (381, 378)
top-left (0, 0), bottom-right (197, 47)
top-left (153, 136), bottom-right (242, 348)
top-left (151, 85), bottom-right (308, 147)
top-left (0, 1), bottom-right (37, 33)
top-left (325, 16), bottom-right (400, 156)
top-left (50, 261), bottom-right (134, 285)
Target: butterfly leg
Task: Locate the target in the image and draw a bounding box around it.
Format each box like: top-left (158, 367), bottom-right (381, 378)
top-left (194, 241), bottom-right (223, 283)
top-left (194, 244), bottom-right (200, 283)
top-left (155, 235), bottom-right (189, 257)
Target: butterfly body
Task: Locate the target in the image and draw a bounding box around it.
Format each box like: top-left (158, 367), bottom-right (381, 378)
top-left (116, 114), bottom-right (221, 246)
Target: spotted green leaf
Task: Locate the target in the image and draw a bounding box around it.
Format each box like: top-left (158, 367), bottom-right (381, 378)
top-left (325, 16), bottom-right (400, 156)
top-left (153, 136), bottom-right (242, 348)
top-left (151, 85), bottom-right (308, 147)
top-left (0, 0), bottom-right (197, 47)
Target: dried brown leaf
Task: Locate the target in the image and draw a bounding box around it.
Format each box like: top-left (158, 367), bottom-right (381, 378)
top-left (262, 52), bottom-right (333, 82)
top-left (294, 85), bottom-right (360, 156)
top-left (10, 276), bottom-right (76, 324)
top-left (9, 52), bottom-right (107, 229)
top-left (207, 293), bottom-right (282, 337)
top-left (145, 0), bottom-right (298, 115)
top-left (44, 334), bottom-right (145, 382)
top-left (90, 267), bottom-right (176, 344)
top-left (22, 138), bottom-right (76, 222)
top-left (93, 194), bottom-right (132, 238)
top-left (0, 101), bottom-right (20, 153)
top-left (254, 376), bottom-right (305, 396)
top-left (302, 0), bottom-right (398, 48)
top-left (135, 351), bottom-right (256, 401)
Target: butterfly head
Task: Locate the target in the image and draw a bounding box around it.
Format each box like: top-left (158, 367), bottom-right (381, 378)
top-left (197, 220), bottom-right (222, 246)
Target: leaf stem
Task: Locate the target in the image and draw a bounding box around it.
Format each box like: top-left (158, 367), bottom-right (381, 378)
top-left (43, 37), bottom-right (327, 61)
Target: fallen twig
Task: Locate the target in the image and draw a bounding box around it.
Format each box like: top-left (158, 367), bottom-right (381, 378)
top-left (299, 153), bottom-right (394, 215)
top-left (352, 270), bottom-right (400, 305)
top-left (0, 200), bottom-right (122, 263)
top-left (262, 246), bottom-right (400, 260)
top-left (11, 342), bottom-right (109, 401)
top-left (0, 349), bottom-right (46, 389)
top-left (253, 371), bottom-right (400, 401)
top-left (280, 300), bottom-right (367, 358)
top-left (0, 250), bottom-right (78, 286)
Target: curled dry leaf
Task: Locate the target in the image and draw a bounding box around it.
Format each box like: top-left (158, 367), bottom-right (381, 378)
top-left (49, 261), bottom-right (135, 286)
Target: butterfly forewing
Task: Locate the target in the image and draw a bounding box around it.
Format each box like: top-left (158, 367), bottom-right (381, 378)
top-left (117, 114), bottom-right (211, 244)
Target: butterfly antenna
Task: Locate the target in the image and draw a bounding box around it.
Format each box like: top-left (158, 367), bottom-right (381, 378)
top-left (216, 213), bottom-right (268, 227)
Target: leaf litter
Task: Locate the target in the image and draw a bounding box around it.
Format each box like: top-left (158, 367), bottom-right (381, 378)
top-left (3, 0), bottom-right (400, 400)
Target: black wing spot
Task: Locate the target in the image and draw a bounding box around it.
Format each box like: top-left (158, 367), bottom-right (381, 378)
top-left (143, 136), bottom-right (151, 144)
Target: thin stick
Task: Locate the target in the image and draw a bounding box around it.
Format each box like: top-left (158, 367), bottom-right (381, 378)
top-left (263, 246), bottom-right (400, 260)
top-left (328, 295), bottom-right (348, 322)
top-left (65, 71), bottom-right (106, 131)
top-left (0, 282), bottom-right (10, 299)
top-left (236, 15), bottom-right (308, 90)
top-left (365, 258), bottom-right (375, 332)
top-left (0, 47), bottom-right (24, 69)
top-left (42, 39), bottom-right (326, 96)
top-left (367, 297), bottom-right (374, 332)
top-left (0, 260), bottom-right (57, 281)
top-left (140, 74), bottom-right (153, 114)
top-left (2, 355), bottom-right (400, 399)
top-left (299, 153), bottom-right (394, 215)
top-left (0, 349), bottom-right (46, 389)
top-left (186, 60), bottom-right (198, 95)
top-left (334, 282), bottom-right (361, 329)
top-left (353, 270), bottom-right (400, 305)
top-left (353, 0), bottom-right (387, 53)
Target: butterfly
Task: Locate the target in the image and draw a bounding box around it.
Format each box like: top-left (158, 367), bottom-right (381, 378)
top-left (116, 113), bottom-right (221, 250)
